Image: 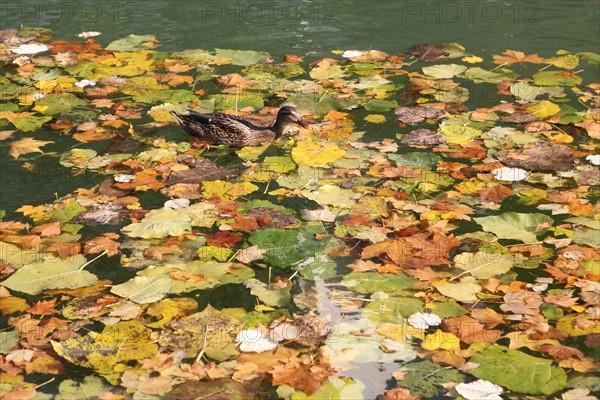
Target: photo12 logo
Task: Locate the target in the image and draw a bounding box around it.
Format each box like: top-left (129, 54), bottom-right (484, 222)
top-left (398, 1), bottom-right (539, 23)
top-left (199, 1), bottom-right (339, 23)
top-left (0, 1), bottom-right (140, 24)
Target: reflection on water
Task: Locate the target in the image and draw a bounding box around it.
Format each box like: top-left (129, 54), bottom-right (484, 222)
top-left (295, 278), bottom-right (418, 397)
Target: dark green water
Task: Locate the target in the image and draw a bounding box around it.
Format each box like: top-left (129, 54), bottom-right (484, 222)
top-left (1, 0), bottom-right (599, 212)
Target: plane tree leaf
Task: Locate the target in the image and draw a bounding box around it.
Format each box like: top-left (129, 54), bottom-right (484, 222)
top-left (215, 49), bottom-right (270, 66)
top-left (469, 344), bottom-right (567, 395)
top-left (1, 255), bottom-right (97, 295)
top-left (473, 212), bottom-right (554, 243)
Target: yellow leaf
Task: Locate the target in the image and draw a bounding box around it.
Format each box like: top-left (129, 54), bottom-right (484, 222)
top-left (16, 204), bottom-right (47, 221)
top-left (455, 180), bottom-right (486, 194)
top-left (421, 331), bottom-right (461, 350)
top-left (545, 54), bottom-right (579, 70)
top-left (462, 56), bottom-right (483, 64)
top-left (291, 137), bottom-right (345, 166)
top-left (364, 114), bottom-right (387, 124)
top-left (377, 322), bottom-right (426, 342)
top-left (202, 180), bottom-right (258, 201)
top-left (9, 137), bottom-right (54, 158)
top-left (543, 131), bottom-right (573, 144)
top-left (314, 184), bottom-right (356, 208)
top-left (439, 125), bottom-right (482, 146)
top-left (526, 101), bottom-right (560, 119)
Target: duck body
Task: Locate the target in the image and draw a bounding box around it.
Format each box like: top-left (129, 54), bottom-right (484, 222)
top-left (170, 106), bottom-right (307, 146)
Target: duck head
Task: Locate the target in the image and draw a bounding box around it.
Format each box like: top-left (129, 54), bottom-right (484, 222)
top-left (278, 106), bottom-right (309, 128)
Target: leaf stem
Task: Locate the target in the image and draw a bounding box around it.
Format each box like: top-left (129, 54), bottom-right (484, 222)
top-left (79, 250), bottom-right (108, 271)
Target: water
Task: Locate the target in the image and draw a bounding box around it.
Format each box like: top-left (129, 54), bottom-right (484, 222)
top-left (1, 1), bottom-right (599, 397)
top-left (1, 0), bottom-right (599, 212)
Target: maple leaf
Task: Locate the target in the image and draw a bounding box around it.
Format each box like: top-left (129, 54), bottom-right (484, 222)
top-left (362, 239), bottom-right (412, 265)
top-left (83, 234), bottom-right (121, 257)
top-left (493, 50), bottom-right (544, 65)
top-left (45, 242), bottom-right (81, 259)
top-left (30, 221), bottom-right (61, 237)
top-left (27, 299), bottom-right (57, 316)
top-left (441, 315), bottom-right (502, 344)
top-left (144, 245), bottom-right (183, 261)
top-left (8, 138), bottom-right (54, 158)
top-left (270, 356), bottom-right (333, 395)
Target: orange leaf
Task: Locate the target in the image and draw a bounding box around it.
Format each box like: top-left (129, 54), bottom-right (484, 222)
top-left (492, 49), bottom-right (544, 65)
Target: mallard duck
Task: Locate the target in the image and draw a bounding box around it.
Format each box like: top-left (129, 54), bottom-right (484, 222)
top-left (170, 106), bottom-right (308, 146)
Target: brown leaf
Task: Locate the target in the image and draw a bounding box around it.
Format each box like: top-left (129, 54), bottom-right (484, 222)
top-left (497, 141), bottom-right (575, 172)
top-left (27, 299), bottom-right (57, 316)
top-left (83, 234), bottom-right (120, 257)
top-left (270, 357), bottom-right (333, 395)
top-left (471, 308), bottom-right (506, 328)
top-left (144, 245), bottom-right (183, 261)
top-left (493, 50), bottom-right (544, 65)
top-left (441, 315), bottom-right (502, 344)
top-left (284, 54), bottom-right (304, 63)
top-left (362, 239), bottom-right (412, 265)
top-left (9, 138), bottom-right (54, 158)
top-left (30, 221), bottom-right (61, 237)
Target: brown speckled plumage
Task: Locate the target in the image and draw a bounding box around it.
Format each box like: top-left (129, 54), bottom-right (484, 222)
top-left (170, 106), bottom-right (307, 146)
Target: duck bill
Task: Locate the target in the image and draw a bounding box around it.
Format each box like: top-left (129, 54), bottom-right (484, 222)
top-left (296, 119), bottom-right (309, 128)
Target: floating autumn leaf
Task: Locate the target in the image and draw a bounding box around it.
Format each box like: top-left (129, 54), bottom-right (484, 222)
top-left (9, 137), bottom-right (54, 158)
top-left (291, 138), bottom-right (346, 166)
top-left (474, 212), bottom-right (554, 243)
top-left (493, 49), bottom-right (544, 64)
top-left (455, 380), bottom-right (504, 400)
top-left (468, 345), bottom-right (567, 395)
top-left (235, 329), bottom-right (278, 353)
top-left (1, 255), bottom-right (98, 295)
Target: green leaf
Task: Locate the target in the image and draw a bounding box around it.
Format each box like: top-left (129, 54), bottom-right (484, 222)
top-left (533, 71), bottom-right (582, 86)
top-left (469, 344), bottom-right (567, 395)
top-left (51, 322), bottom-right (157, 380)
top-left (363, 99), bottom-right (399, 112)
top-left (341, 272), bottom-right (418, 294)
top-left (398, 360), bottom-right (465, 398)
top-left (159, 305), bottom-right (241, 361)
top-left (248, 227), bottom-right (328, 269)
top-left (208, 93), bottom-right (264, 110)
top-left (0, 330), bottom-right (19, 354)
top-left (364, 296), bottom-right (424, 323)
top-left (244, 278), bottom-right (290, 307)
top-left (309, 65), bottom-right (345, 80)
top-left (427, 301), bottom-right (469, 318)
top-left (121, 208), bottom-right (193, 239)
top-left (289, 378), bottom-right (365, 400)
top-left (454, 252), bottom-right (521, 279)
top-left (439, 125), bottom-right (482, 145)
top-left (215, 48), bottom-right (270, 66)
top-left (0, 241), bottom-right (41, 268)
top-left (463, 67), bottom-right (518, 83)
top-left (346, 75), bottom-right (391, 89)
top-left (1, 255), bottom-right (97, 295)
top-left (474, 212), bottom-right (554, 243)
top-left (106, 34), bottom-right (156, 51)
top-left (110, 276), bottom-right (171, 304)
top-left (170, 49), bottom-right (216, 64)
top-left (422, 64), bottom-right (467, 79)
top-left (11, 115), bottom-right (53, 132)
top-left (58, 376), bottom-right (109, 399)
top-left (388, 152), bottom-right (442, 169)
top-left (137, 261), bottom-right (254, 294)
top-left (434, 280), bottom-right (482, 303)
top-left (510, 82), bottom-right (564, 101)
top-left (34, 93), bottom-right (87, 115)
